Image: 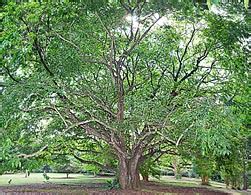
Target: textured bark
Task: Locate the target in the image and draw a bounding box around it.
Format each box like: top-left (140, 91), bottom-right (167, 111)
top-left (118, 156), bottom-right (141, 189)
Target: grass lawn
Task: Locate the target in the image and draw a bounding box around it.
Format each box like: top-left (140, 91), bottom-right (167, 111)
top-left (156, 175), bottom-right (226, 187)
top-left (0, 173), bottom-right (250, 195)
top-left (0, 173), bottom-right (112, 186)
top-left (155, 176), bottom-right (250, 195)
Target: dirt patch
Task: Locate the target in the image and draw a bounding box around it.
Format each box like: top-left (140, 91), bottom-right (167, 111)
top-left (143, 181), bottom-right (230, 195)
top-left (0, 182), bottom-right (231, 195)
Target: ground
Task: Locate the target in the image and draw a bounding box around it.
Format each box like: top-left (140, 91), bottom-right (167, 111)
top-left (0, 173), bottom-right (250, 194)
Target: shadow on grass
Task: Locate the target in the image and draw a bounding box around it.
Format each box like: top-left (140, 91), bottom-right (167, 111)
top-left (50, 177), bottom-right (77, 179)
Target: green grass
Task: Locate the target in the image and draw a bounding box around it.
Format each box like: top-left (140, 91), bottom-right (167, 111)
top-left (0, 173), bottom-right (250, 195)
top-left (155, 176), bottom-right (216, 187)
top-left (154, 176), bottom-right (250, 195)
top-left (0, 173), bottom-right (112, 186)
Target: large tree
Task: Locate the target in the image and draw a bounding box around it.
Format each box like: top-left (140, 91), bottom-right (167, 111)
top-left (1, 1), bottom-right (249, 189)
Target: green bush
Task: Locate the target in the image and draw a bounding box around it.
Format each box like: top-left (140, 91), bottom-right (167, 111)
top-left (106, 178), bottom-right (120, 189)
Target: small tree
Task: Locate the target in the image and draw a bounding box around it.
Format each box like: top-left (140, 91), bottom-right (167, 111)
top-left (194, 156), bottom-right (215, 185)
top-left (52, 155), bottom-right (81, 178)
top-left (55, 164), bottom-right (79, 178)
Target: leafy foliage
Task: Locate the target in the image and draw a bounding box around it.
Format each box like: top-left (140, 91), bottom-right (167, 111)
top-left (1, 1), bottom-right (249, 189)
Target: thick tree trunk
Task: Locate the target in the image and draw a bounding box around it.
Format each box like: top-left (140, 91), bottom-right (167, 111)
top-left (118, 156), bottom-right (141, 189)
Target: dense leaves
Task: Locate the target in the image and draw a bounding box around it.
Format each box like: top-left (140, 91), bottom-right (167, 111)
top-left (1, 0), bottom-right (249, 189)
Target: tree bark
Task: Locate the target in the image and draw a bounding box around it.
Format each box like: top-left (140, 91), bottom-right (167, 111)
top-left (142, 174), bottom-right (149, 182)
top-left (118, 156), bottom-right (141, 189)
top-left (201, 175), bottom-right (209, 185)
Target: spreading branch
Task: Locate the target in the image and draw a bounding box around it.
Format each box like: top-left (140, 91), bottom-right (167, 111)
top-left (18, 145), bottom-right (48, 158)
top-left (73, 153), bottom-right (115, 172)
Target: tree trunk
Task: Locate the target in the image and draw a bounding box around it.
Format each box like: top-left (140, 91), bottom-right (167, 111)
top-left (25, 169), bottom-right (28, 178)
top-left (142, 174), bottom-right (149, 182)
top-left (173, 157), bottom-right (181, 179)
top-left (225, 176), bottom-right (230, 188)
top-left (118, 156), bottom-right (140, 189)
top-left (201, 175), bottom-right (209, 185)
top-left (243, 161), bottom-right (248, 190)
top-left (243, 143), bottom-right (249, 190)
top-left (243, 173), bottom-right (248, 190)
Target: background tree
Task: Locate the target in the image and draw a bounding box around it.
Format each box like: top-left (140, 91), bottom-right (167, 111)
top-left (52, 156), bottom-right (81, 178)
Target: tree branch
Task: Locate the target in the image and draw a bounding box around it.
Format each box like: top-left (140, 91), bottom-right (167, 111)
top-left (175, 26), bottom-right (196, 81)
top-left (178, 47), bottom-right (210, 83)
top-left (3, 66), bottom-right (20, 83)
top-left (73, 153), bottom-right (115, 172)
top-left (18, 145), bottom-right (48, 158)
